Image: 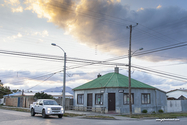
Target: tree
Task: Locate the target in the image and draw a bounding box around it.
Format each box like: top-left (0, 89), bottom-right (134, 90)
top-left (34, 92), bottom-right (53, 99)
top-left (0, 87), bottom-right (12, 98)
top-left (11, 89), bottom-right (21, 93)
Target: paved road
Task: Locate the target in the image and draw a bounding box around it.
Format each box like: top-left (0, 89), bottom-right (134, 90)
top-left (0, 109), bottom-right (187, 125)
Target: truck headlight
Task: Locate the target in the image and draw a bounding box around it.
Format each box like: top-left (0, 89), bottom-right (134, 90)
top-left (47, 108), bottom-right (51, 111)
top-left (61, 108), bottom-right (63, 111)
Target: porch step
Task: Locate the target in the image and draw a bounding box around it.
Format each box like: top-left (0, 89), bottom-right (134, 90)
top-left (107, 111), bottom-right (118, 114)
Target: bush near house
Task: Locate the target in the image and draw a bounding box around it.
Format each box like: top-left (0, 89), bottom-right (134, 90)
top-left (142, 109), bottom-right (147, 113)
top-left (158, 109), bottom-right (164, 113)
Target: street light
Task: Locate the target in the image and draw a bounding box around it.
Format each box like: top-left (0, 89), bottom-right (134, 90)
top-left (51, 43), bottom-right (66, 114)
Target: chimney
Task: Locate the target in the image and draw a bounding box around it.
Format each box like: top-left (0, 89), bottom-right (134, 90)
top-left (115, 67), bottom-right (119, 74)
top-left (97, 73), bottom-right (102, 78)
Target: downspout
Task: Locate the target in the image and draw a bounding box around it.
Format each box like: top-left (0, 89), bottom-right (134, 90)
top-left (155, 89), bottom-right (157, 113)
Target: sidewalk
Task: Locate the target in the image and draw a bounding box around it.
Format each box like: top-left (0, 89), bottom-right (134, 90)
top-left (65, 110), bottom-right (137, 120)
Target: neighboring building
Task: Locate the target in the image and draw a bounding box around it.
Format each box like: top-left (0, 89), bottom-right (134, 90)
top-left (0, 80), bottom-right (3, 88)
top-left (73, 67), bottom-right (167, 114)
top-left (3, 91), bottom-right (73, 108)
top-left (166, 89), bottom-right (187, 113)
top-left (167, 89), bottom-right (187, 100)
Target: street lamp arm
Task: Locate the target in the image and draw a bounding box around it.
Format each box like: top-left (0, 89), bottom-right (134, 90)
top-left (51, 43), bottom-right (66, 53)
top-left (131, 48), bottom-right (143, 56)
top-left (56, 45), bottom-right (66, 54)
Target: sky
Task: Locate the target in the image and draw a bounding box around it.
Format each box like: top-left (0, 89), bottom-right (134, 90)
top-left (1, 0), bottom-right (187, 92)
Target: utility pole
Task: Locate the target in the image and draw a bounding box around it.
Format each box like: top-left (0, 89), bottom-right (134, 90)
top-left (127, 23), bottom-right (138, 117)
top-left (62, 52), bottom-right (66, 114)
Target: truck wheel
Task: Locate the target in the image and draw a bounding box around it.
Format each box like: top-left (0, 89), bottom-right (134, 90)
top-left (31, 108), bottom-right (35, 116)
top-left (58, 114), bottom-right (63, 118)
top-left (42, 109), bottom-right (47, 118)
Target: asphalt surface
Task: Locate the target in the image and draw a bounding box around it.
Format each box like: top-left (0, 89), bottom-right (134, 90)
top-left (0, 109), bottom-right (187, 125)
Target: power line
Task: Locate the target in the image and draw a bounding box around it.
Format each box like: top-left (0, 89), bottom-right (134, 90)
top-left (104, 41), bottom-right (187, 61)
top-left (26, 72), bottom-right (56, 91)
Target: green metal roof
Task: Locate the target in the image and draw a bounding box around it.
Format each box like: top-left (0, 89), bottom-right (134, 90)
top-left (73, 72), bottom-right (156, 90)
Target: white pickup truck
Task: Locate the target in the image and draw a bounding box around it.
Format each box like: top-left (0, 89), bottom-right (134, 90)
top-left (30, 99), bottom-right (63, 118)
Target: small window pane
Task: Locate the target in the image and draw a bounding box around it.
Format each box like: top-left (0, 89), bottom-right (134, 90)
top-left (124, 93), bottom-right (134, 104)
top-left (95, 94), bottom-right (103, 105)
top-left (77, 94), bottom-right (84, 104)
top-left (141, 93), bottom-right (150, 104)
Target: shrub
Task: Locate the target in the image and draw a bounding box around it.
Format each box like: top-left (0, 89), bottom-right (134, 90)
top-left (158, 109), bottom-right (164, 113)
top-left (152, 111), bottom-right (156, 114)
top-left (142, 109), bottom-right (147, 113)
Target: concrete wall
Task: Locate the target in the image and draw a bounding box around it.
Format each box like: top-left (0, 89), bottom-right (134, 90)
top-left (167, 100), bottom-right (187, 112)
top-left (167, 100), bottom-right (182, 112)
top-left (181, 100), bottom-right (187, 112)
top-left (5, 97), bottom-right (18, 107)
top-left (5, 96), bottom-right (35, 108)
top-left (74, 88), bottom-right (167, 114)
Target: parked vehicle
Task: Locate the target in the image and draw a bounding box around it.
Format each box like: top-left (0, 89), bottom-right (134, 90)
top-left (30, 99), bottom-right (63, 118)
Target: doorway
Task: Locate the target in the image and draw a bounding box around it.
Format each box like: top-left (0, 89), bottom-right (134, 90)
top-left (87, 93), bottom-right (92, 110)
top-left (108, 93), bottom-right (115, 111)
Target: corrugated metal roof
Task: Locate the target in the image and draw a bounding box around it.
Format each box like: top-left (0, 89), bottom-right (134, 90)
top-left (167, 90), bottom-right (187, 99)
top-left (3, 92), bottom-right (73, 97)
top-left (73, 72), bottom-right (156, 90)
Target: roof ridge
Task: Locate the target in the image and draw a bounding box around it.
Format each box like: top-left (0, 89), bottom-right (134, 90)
top-left (103, 73), bottom-right (115, 87)
top-left (116, 73), bottom-right (119, 87)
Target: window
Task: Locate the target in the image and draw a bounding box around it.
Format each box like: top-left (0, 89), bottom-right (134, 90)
top-left (141, 93), bottom-right (151, 104)
top-left (95, 94), bottom-right (103, 105)
top-left (77, 94), bottom-right (84, 104)
top-left (123, 93), bottom-right (134, 104)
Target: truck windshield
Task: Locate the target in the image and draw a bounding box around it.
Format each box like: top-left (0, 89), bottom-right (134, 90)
top-left (43, 100), bottom-right (58, 105)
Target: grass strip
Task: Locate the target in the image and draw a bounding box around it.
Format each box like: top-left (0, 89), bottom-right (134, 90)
top-left (119, 113), bottom-right (187, 119)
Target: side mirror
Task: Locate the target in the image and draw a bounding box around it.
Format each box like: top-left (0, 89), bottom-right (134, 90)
top-left (39, 103), bottom-right (43, 105)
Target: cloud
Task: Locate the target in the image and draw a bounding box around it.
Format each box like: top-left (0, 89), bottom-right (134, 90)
top-left (32, 30), bottom-right (49, 37)
top-left (7, 32), bottom-right (22, 39)
top-left (4, 0), bottom-right (23, 13)
top-left (11, 6), bottom-right (23, 12)
top-left (4, 0), bottom-right (20, 6)
top-left (157, 4), bottom-right (162, 9)
top-left (3, 0), bottom-right (186, 62)
top-left (137, 7), bottom-right (144, 12)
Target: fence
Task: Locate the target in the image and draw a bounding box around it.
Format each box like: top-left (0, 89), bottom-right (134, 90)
top-left (68, 105), bottom-right (106, 113)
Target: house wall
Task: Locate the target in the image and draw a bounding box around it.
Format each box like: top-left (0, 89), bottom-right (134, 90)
top-left (74, 88), bottom-right (167, 114)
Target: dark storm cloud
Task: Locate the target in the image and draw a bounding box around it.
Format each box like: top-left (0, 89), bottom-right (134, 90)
top-left (21, 0), bottom-right (187, 62)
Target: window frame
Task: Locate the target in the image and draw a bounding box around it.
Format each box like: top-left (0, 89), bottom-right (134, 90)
top-left (77, 94), bottom-right (84, 104)
top-left (95, 93), bottom-right (103, 105)
top-left (141, 93), bottom-right (151, 104)
top-left (123, 93), bottom-right (134, 105)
